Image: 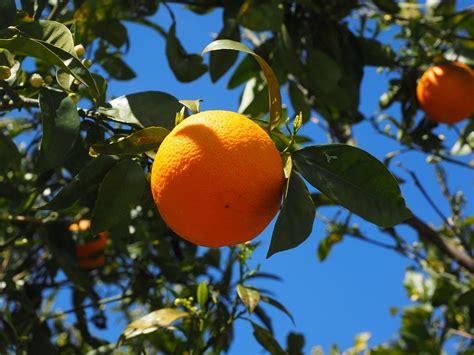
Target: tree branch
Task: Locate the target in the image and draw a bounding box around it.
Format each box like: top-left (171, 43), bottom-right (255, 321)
top-left (405, 216), bottom-right (474, 273)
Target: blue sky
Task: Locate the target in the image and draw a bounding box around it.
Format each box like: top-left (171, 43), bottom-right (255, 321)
top-left (39, 1), bottom-right (473, 353)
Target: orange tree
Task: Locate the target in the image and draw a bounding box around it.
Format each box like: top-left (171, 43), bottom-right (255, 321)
top-left (0, 0), bottom-right (473, 353)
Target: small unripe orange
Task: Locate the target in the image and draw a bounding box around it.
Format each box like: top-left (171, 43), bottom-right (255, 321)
top-left (29, 73), bottom-right (43, 88)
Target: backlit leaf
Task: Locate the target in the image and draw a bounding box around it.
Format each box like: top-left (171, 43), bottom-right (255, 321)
top-left (237, 284), bottom-right (260, 313)
top-left (91, 127), bottom-right (170, 156)
top-left (120, 308), bottom-right (188, 342)
top-left (202, 39), bottom-right (282, 130)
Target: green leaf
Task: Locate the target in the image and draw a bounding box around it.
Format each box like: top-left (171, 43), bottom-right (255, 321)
top-left (317, 233), bottom-right (344, 262)
top-left (288, 81), bottom-right (311, 120)
top-left (292, 144), bottom-right (412, 227)
top-left (238, 0), bottom-right (283, 32)
top-left (91, 159), bottom-right (145, 233)
top-left (98, 52), bottom-right (136, 81)
top-left (261, 296), bottom-right (295, 325)
top-left (17, 20), bottom-right (76, 55)
top-left (306, 48), bottom-right (342, 96)
top-left (120, 308), bottom-right (188, 342)
top-left (202, 39), bottom-right (282, 130)
top-left (286, 332), bottom-right (305, 355)
top-left (267, 169), bottom-right (315, 258)
top-left (227, 53), bottom-right (259, 89)
top-left (450, 120), bottom-right (474, 156)
top-left (36, 87), bottom-right (80, 173)
top-left (41, 155), bottom-right (118, 210)
top-left (457, 289), bottom-right (474, 306)
top-left (237, 284), bottom-right (260, 313)
top-left (0, 130), bottom-right (21, 171)
top-left (359, 38), bottom-right (396, 67)
top-left (0, 0), bottom-right (16, 30)
top-left (104, 91), bottom-right (182, 129)
top-left (91, 127), bottom-right (170, 156)
top-left (251, 322), bottom-right (287, 355)
top-left (179, 99), bottom-right (202, 114)
top-left (197, 281), bottom-right (208, 310)
top-left (166, 23), bottom-right (207, 82)
top-left (0, 36), bottom-right (100, 99)
top-left (209, 14), bottom-right (240, 82)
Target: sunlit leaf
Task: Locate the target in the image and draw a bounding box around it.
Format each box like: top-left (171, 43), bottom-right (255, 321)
top-left (104, 91), bottom-right (181, 129)
top-left (197, 281), bottom-right (209, 310)
top-left (237, 284), bottom-right (260, 314)
top-left (18, 20), bottom-right (76, 55)
top-left (202, 39), bottom-right (282, 130)
top-left (91, 127), bottom-right (170, 156)
top-left (120, 308), bottom-right (188, 341)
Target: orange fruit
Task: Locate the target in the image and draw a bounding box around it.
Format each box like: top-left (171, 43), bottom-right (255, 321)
top-left (416, 62), bottom-right (474, 124)
top-left (69, 219), bottom-right (108, 268)
top-left (78, 255), bottom-right (105, 269)
top-left (151, 110), bottom-right (284, 247)
top-left (75, 232), bottom-right (108, 258)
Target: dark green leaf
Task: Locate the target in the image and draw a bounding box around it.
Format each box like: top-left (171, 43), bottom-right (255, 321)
top-left (0, 130), bottom-right (21, 171)
top-left (254, 306), bottom-right (273, 333)
top-left (239, 0), bottom-right (283, 32)
top-left (91, 159), bottom-right (145, 233)
top-left (105, 91), bottom-right (182, 129)
top-left (237, 284), bottom-right (260, 313)
top-left (457, 289), bottom-right (474, 306)
top-left (306, 48), bottom-right (342, 96)
top-left (98, 52), bottom-right (136, 80)
top-left (261, 296), bottom-right (295, 325)
top-left (286, 332), bottom-right (305, 355)
top-left (251, 322), bottom-right (287, 355)
top-left (91, 127), bottom-right (170, 156)
top-left (317, 233), bottom-right (343, 262)
top-left (288, 81), bottom-right (311, 120)
top-left (203, 39), bottom-right (282, 130)
top-left (166, 23), bottom-right (207, 82)
top-left (267, 169), bottom-right (315, 258)
top-left (310, 193), bottom-right (337, 208)
top-left (359, 38), bottom-right (396, 67)
top-left (293, 144), bottom-right (412, 227)
top-left (0, 0), bottom-right (16, 30)
top-left (41, 155), bottom-right (119, 210)
top-left (227, 54), bottom-right (259, 89)
top-left (17, 20), bottom-right (76, 55)
top-left (36, 87), bottom-right (80, 172)
top-left (373, 0), bottom-right (399, 13)
top-left (209, 15), bottom-right (240, 82)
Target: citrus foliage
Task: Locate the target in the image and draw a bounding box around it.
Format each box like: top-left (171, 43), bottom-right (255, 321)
top-left (0, 0), bottom-right (473, 354)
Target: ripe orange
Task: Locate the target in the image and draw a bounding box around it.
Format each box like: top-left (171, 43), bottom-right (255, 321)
top-left (69, 219), bottom-right (108, 269)
top-left (416, 62), bottom-right (474, 124)
top-left (151, 110), bottom-right (284, 247)
top-left (78, 255), bottom-right (105, 269)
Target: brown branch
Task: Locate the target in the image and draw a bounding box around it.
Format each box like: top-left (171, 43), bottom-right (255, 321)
top-left (405, 216), bottom-right (474, 273)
